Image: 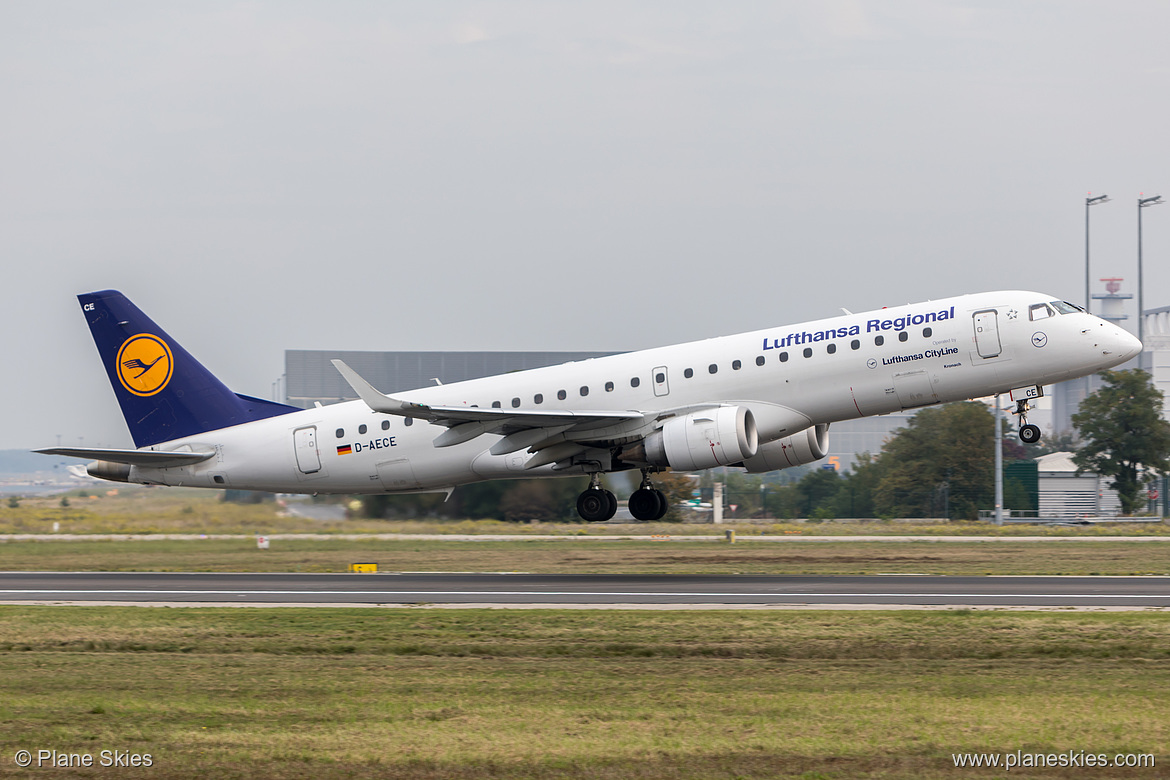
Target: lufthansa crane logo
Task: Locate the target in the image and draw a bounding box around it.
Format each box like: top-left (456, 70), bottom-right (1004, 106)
top-left (116, 334), bottom-right (174, 397)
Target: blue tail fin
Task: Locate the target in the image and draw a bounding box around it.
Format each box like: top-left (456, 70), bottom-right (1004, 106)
top-left (79, 290), bottom-right (299, 448)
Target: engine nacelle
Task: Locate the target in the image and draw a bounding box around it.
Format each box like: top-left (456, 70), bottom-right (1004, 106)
top-left (644, 406), bottom-right (758, 471)
top-left (741, 424), bottom-right (829, 473)
top-left (87, 460), bottom-right (132, 483)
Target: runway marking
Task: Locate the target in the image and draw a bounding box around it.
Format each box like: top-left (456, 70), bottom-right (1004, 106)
top-left (0, 590), bottom-right (1167, 600)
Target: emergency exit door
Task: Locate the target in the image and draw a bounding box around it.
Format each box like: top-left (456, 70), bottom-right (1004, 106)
top-left (652, 366), bottom-right (670, 397)
top-left (293, 426), bottom-right (321, 474)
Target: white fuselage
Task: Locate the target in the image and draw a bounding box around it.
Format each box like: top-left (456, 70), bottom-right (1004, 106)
top-left (124, 291), bottom-right (1139, 493)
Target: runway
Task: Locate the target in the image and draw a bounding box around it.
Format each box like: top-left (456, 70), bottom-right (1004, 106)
top-left (2, 572), bottom-right (1170, 608)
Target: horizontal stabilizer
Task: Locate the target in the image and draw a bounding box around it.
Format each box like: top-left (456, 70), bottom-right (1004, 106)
top-left (34, 447), bottom-right (214, 468)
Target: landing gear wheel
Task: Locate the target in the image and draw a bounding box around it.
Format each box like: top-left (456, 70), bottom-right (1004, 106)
top-left (1012, 397), bottom-right (1042, 444)
top-left (651, 489), bottom-right (669, 520)
top-left (577, 488), bottom-right (617, 522)
top-left (628, 487), bottom-right (665, 521)
top-left (602, 489), bottom-right (617, 520)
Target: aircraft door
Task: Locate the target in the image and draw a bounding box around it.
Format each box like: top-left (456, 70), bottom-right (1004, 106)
top-left (893, 370), bottom-right (938, 408)
top-left (293, 426), bottom-right (321, 474)
top-left (652, 366), bottom-right (670, 397)
top-left (378, 458), bottom-right (421, 490)
top-left (973, 309), bottom-right (1002, 359)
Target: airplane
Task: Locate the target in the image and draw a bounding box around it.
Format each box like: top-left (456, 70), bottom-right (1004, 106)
top-left (37, 289), bottom-right (1142, 521)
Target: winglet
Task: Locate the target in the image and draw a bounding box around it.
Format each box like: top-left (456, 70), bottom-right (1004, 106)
top-left (331, 360), bottom-right (430, 417)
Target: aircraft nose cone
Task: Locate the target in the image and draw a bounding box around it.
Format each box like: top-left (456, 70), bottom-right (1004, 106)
top-left (1117, 328), bottom-right (1143, 361)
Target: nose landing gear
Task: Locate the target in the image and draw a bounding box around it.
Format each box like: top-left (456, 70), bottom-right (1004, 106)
top-left (1014, 398), bottom-right (1042, 444)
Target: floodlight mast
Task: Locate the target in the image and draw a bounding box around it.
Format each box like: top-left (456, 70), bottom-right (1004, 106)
top-left (994, 394), bottom-right (1003, 526)
top-left (1138, 195), bottom-right (1163, 346)
top-left (1085, 194), bottom-right (1110, 312)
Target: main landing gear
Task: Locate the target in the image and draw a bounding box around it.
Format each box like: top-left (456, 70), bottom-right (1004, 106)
top-left (576, 473), bottom-right (617, 522)
top-left (575, 470), bottom-right (669, 522)
top-left (1014, 398), bottom-right (1042, 444)
top-left (628, 471), bottom-right (669, 522)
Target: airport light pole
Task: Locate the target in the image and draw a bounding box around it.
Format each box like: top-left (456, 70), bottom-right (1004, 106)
top-left (1138, 195), bottom-right (1163, 347)
top-left (994, 394), bottom-right (1003, 526)
top-left (1085, 194), bottom-right (1109, 311)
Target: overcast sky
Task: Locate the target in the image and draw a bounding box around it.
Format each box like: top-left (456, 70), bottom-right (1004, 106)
top-left (3, 1), bottom-right (1169, 449)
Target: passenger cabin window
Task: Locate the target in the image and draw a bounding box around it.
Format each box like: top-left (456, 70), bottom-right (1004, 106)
top-left (359, 424), bottom-right (367, 434)
top-left (557, 389), bottom-right (567, 400)
top-left (875, 335), bottom-right (885, 346)
top-left (655, 372), bottom-right (665, 383)
top-left (534, 393), bottom-right (543, 404)
top-left (512, 397), bottom-right (521, 408)
top-left (851, 339), bottom-right (860, 350)
top-left (923, 327), bottom-right (932, 338)
top-left (779, 352), bottom-right (789, 362)
top-left (335, 428), bottom-right (344, 438)
top-left (1030, 303), bottom-right (1054, 321)
top-left (802, 347), bottom-right (813, 358)
top-left (826, 343), bottom-right (836, 354)
top-left (755, 356), bottom-right (765, 366)
top-left (381, 420), bottom-right (390, 430)
top-left (899, 331), bottom-right (909, 342)
top-left (580, 386), bottom-right (589, 396)
top-left (631, 377), bottom-right (641, 388)
top-left (732, 360), bottom-right (741, 370)
top-left (605, 381), bottom-right (614, 392)
top-left (404, 418), bottom-right (413, 426)
top-left (492, 401), bottom-right (501, 408)
top-left (684, 368), bottom-right (694, 378)
top-left (708, 364), bottom-right (718, 374)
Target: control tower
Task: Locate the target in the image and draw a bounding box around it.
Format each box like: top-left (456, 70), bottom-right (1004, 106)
top-left (1092, 277), bottom-right (1132, 326)
top-left (1054, 278), bottom-right (1137, 437)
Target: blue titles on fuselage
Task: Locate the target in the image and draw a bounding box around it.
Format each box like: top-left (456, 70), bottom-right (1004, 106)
top-left (761, 306), bottom-right (956, 351)
top-left (763, 323), bottom-right (860, 350)
top-left (867, 306), bottom-right (955, 333)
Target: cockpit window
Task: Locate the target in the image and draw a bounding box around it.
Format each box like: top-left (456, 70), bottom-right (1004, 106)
top-left (1029, 303), bottom-right (1054, 321)
top-left (1051, 300), bottom-right (1082, 314)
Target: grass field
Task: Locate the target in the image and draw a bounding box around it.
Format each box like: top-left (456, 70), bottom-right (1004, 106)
top-left (4, 487), bottom-right (1170, 537)
top-left (5, 489), bottom-right (1170, 577)
top-left (0, 607), bottom-right (1166, 779)
top-left (6, 537), bottom-right (1170, 575)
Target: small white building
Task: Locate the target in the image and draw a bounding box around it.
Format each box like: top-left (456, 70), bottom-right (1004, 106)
top-left (1036, 451), bottom-right (1121, 517)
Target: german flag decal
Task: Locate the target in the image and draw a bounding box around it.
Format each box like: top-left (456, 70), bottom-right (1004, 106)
top-left (336, 444), bottom-right (352, 456)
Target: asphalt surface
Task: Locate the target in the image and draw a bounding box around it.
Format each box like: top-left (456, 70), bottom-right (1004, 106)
top-left (5, 533), bottom-right (1170, 542)
top-left (2, 572), bottom-right (1170, 608)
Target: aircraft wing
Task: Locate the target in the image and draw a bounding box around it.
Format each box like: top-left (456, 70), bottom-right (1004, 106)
top-left (332, 359), bottom-right (670, 463)
top-left (34, 447), bottom-right (215, 468)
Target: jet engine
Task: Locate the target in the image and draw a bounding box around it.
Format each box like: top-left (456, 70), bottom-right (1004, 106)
top-left (87, 460), bottom-right (132, 483)
top-left (741, 424), bottom-right (829, 472)
top-left (643, 406), bottom-right (758, 471)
